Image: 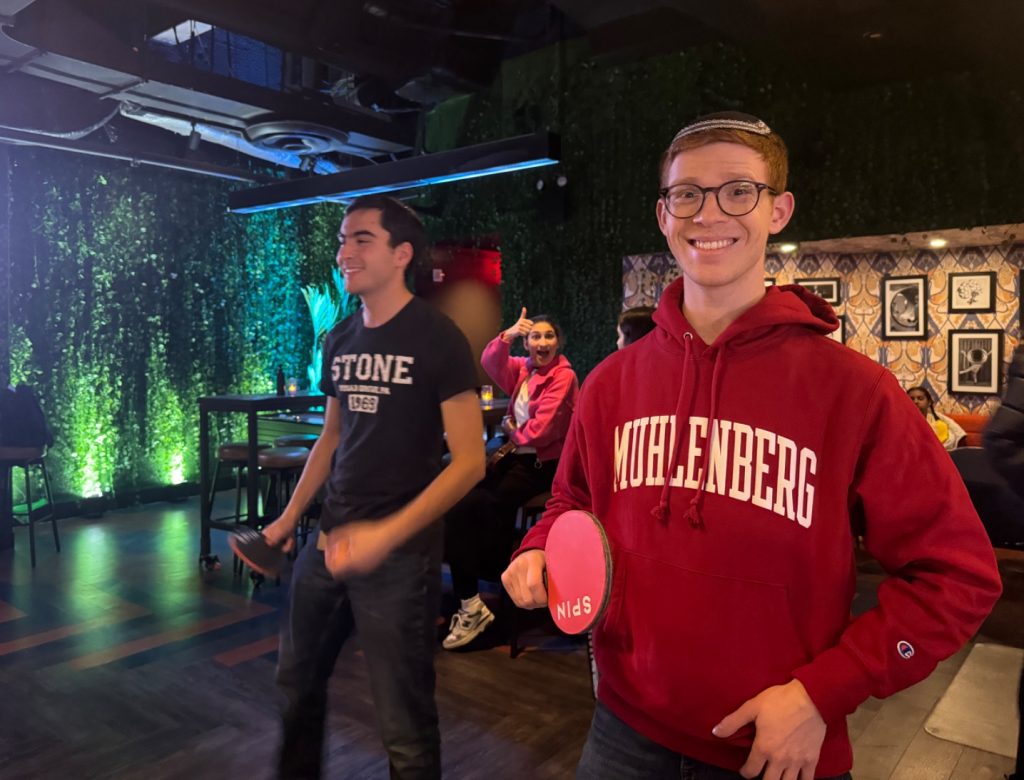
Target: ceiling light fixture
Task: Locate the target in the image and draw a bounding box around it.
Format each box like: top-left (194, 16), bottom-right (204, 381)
top-left (228, 133), bottom-right (560, 214)
top-left (779, 243), bottom-right (799, 253)
top-left (928, 237), bottom-right (948, 248)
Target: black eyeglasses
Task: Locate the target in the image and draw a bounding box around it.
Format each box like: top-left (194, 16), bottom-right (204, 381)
top-left (658, 180), bottom-right (778, 219)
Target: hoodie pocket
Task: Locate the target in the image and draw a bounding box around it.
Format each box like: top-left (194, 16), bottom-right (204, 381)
top-left (598, 548), bottom-right (810, 749)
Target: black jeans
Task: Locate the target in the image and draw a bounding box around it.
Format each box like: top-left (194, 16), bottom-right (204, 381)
top-left (275, 525), bottom-right (443, 780)
top-left (444, 454), bottom-right (558, 600)
top-left (1014, 658), bottom-right (1024, 779)
top-left (577, 702), bottom-right (852, 780)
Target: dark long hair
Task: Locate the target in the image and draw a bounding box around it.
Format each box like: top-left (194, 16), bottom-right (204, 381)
top-left (617, 306), bottom-right (656, 346)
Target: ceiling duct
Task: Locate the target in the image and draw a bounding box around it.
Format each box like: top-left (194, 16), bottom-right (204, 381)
top-left (244, 121), bottom-right (350, 156)
top-left (119, 104), bottom-right (344, 174)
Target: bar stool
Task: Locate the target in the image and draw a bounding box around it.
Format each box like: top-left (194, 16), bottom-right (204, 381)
top-left (0, 445), bottom-right (59, 567)
top-left (210, 441), bottom-right (270, 528)
top-left (258, 446), bottom-right (309, 517)
top-left (230, 446), bottom-right (310, 586)
top-left (273, 434), bottom-right (319, 450)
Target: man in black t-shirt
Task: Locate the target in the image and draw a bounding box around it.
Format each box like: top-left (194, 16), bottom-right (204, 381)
top-left (262, 195), bottom-right (485, 780)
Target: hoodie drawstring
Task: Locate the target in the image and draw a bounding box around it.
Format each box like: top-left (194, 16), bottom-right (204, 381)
top-left (650, 337), bottom-right (726, 531)
top-left (651, 332), bottom-right (695, 523)
top-left (684, 344), bottom-right (726, 529)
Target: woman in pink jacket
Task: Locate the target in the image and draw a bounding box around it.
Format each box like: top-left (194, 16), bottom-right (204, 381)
top-left (442, 309), bottom-right (579, 650)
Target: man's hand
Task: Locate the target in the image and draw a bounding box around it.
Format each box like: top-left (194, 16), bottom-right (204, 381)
top-left (502, 307), bottom-right (533, 343)
top-left (261, 516), bottom-right (297, 554)
top-left (324, 519), bottom-right (400, 579)
top-left (713, 679), bottom-right (826, 780)
top-left (501, 549), bottom-right (548, 608)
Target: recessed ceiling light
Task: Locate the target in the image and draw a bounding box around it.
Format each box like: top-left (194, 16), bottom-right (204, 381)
top-left (929, 238), bottom-right (948, 248)
top-left (779, 243), bottom-right (799, 253)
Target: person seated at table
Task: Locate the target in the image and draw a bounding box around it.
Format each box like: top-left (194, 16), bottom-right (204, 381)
top-left (616, 305), bottom-right (656, 349)
top-left (442, 309), bottom-right (579, 649)
top-left (908, 385), bottom-right (966, 451)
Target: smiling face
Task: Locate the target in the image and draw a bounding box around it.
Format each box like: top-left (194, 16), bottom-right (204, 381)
top-left (526, 320), bottom-right (559, 367)
top-left (335, 208), bottom-right (412, 299)
top-left (656, 142), bottom-right (794, 302)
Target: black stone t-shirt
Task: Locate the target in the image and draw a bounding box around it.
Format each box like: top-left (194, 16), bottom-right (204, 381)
top-left (318, 296), bottom-right (477, 531)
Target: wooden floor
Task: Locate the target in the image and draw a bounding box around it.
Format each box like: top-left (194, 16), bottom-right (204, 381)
top-left (0, 499), bottom-right (1019, 779)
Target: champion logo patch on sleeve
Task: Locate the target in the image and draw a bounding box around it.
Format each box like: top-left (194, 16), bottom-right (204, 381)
top-left (896, 640), bottom-right (915, 659)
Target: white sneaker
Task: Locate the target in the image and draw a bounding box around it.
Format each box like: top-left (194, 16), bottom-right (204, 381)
top-left (442, 603), bottom-right (495, 649)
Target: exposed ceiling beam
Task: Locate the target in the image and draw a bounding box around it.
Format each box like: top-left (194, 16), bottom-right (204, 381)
top-left (8, 0), bottom-right (416, 145)
top-left (229, 132), bottom-right (559, 213)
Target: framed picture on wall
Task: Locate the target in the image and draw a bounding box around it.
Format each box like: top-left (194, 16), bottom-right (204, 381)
top-left (948, 329), bottom-right (1003, 394)
top-left (795, 277), bottom-right (841, 304)
top-left (826, 315), bottom-right (845, 344)
top-left (882, 275), bottom-right (928, 339)
top-left (948, 271), bottom-right (996, 313)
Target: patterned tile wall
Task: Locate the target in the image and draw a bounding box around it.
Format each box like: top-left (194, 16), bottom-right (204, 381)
top-left (623, 245), bottom-right (1024, 414)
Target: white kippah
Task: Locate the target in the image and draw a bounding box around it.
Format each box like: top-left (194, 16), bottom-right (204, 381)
top-left (673, 112), bottom-right (773, 143)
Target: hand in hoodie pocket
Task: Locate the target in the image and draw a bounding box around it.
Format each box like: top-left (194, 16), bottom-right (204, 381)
top-left (599, 548), bottom-right (811, 749)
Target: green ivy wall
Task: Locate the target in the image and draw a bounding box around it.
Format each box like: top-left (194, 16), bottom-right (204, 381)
top-left (6, 150), bottom-right (342, 504)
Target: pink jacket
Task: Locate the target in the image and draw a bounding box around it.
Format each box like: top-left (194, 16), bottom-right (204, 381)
top-left (481, 335), bottom-right (579, 463)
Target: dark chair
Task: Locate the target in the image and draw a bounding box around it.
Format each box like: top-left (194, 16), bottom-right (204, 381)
top-left (231, 446), bottom-right (310, 587)
top-left (506, 490), bottom-right (552, 658)
top-left (259, 445), bottom-right (311, 545)
top-left (210, 441), bottom-right (271, 529)
top-left (0, 445), bottom-right (59, 567)
top-left (273, 434), bottom-right (319, 450)
top-left (950, 447), bottom-right (1024, 549)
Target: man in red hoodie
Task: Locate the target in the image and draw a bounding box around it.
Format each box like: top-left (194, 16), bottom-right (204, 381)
top-left (502, 112), bottom-right (1003, 779)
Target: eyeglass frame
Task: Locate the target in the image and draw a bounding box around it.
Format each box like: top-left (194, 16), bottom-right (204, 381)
top-left (657, 179), bottom-right (779, 219)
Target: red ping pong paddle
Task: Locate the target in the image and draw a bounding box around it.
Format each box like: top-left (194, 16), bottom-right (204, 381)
top-left (545, 510), bottom-right (613, 634)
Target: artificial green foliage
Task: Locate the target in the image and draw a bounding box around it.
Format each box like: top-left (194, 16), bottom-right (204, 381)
top-left (6, 149), bottom-right (338, 502)
top-left (301, 267), bottom-right (358, 393)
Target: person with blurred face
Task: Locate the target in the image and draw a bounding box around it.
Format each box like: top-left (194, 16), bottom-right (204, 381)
top-left (502, 112), bottom-right (1001, 780)
top-left (442, 308), bottom-right (578, 650)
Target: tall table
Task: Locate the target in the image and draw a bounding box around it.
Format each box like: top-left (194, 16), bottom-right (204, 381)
top-left (198, 392), bottom-right (323, 569)
top-left (480, 400), bottom-right (506, 439)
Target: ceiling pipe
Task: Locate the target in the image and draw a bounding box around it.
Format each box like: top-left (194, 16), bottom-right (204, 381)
top-left (0, 125), bottom-right (272, 183)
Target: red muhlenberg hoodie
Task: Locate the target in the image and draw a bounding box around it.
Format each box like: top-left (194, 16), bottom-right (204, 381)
top-left (516, 277), bottom-right (1002, 776)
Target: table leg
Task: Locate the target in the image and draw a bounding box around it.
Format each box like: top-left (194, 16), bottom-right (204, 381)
top-left (199, 407), bottom-right (211, 557)
top-left (247, 411), bottom-right (260, 527)
top-left (0, 465), bottom-right (12, 551)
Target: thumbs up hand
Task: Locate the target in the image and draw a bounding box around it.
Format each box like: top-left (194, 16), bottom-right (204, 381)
top-left (502, 307), bottom-right (534, 343)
